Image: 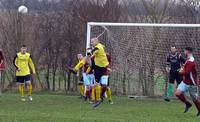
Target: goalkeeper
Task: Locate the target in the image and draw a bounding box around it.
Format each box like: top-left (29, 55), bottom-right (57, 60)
top-left (165, 46), bottom-right (185, 102)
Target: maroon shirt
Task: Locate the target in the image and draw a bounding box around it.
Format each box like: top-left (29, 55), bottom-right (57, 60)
top-left (0, 51), bottom-right (5, 71)
top-left (179, 55), bottom-right (198, 85)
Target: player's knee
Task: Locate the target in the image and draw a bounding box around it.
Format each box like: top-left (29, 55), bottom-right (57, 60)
top-left (175, 90), bottom-right (181, 96)
top-left (189, 92), bottom-right (197, 102)
top-left (26, 80), bottom-right (31, 84)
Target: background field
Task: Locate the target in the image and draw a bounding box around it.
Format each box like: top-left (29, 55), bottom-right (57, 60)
top-left (0, 92), bottom-right (199, 122)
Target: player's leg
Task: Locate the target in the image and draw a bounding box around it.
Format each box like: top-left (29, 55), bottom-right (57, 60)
top-left (88, 74), bottom-right (95, 103)
top-left (106, 88), bottom-right (113, 104)
top-left (92, 66), bottom-right (104, 108)
top-left (175, 82), bottom-right (192, 113)
top-left (91, 85), bottom-right (96, 102)
top-left (83, 73), bottom-right (91, 101)
top-left (189, 86), bottom-right (200, 117)
top-left (16, 76), bottom-right (25, 101)
top-left (106, 77), bottom-right (113, 104)
top-left (100, 75), bottom-right (109, 102)
top-left (78, 77), bottom-right (84, 98)
top-left (175, 71), bottom-right (182, 86)
top-left (25, 75), bottom-right (33, 101)
top-left (165, 71), bottom-right (175, 102)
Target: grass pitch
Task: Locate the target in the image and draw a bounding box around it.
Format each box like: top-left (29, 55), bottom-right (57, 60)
top-left (0, 92), bottom-right (199, 122)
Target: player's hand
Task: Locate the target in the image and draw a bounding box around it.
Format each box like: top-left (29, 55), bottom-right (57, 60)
top-left (165, 67), bottom-right (170, 73)
top-left (17, 68), bottom-right (21, 72)
top-left (32, 71), bottom-right (36, 75)
top-left (178, 67), bottom-right (184, 73)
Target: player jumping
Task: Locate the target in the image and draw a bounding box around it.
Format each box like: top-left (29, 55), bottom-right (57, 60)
top-left (13, 45), bottom-right (36, 101)
top-left (86, 38), bottom-right (109, 108)
top-left (175, 47), bottom-right (200, 117)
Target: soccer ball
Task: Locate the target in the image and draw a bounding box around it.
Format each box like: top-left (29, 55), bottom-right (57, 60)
top-left (18, 5), bottom-right (28, 14)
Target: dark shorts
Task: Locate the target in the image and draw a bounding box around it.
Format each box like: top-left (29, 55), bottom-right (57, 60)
top-left (94, 65), bottom-right (107, 83)
top-left (16, 75), bottom-right (31, 83)
top-left (78, 77), bottom-right (84, 85)
top-left (169, 70), bottom-right (182, 85)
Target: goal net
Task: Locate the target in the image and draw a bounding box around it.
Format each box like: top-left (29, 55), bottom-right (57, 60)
top-left (86, 22), bottom-right (200, 97)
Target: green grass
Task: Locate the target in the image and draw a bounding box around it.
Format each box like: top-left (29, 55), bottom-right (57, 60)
top-left (0, 93), bottom-right (199, 122)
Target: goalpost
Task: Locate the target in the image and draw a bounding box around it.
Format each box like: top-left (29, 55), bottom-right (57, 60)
top-left (86, 22), bottom-right (200, 97)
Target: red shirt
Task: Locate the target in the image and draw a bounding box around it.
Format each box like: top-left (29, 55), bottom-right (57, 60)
top-left (179, 56), bottom-right (198, 85)
top-left (0, 53), bottom-right (5, 71)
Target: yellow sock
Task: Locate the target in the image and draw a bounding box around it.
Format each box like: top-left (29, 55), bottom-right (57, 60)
top-left (79, 85), bottom-right (84, 96)
top-left (19, 84), bottom-right (24, 97)
top-left (95, 85), bottom-right (101, 101)
top-left (91, 86), bottom-right (96, 101)
top-left (27, 83), bottom-right (33, 96)
top-left (106, 87), bottom-right (112, 101)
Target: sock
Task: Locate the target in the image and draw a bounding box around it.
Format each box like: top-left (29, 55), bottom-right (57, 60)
top-left (176, 93), bottom-right (191, 105)
top-left (19, 84), bottom-right (24, 98)
top-left (106, 87), bottom-right (112, 101)
top-left (86, 88), bottom-right (91, 98)
top-left (27, 83), bottom-right (33, 96)
top-left (167, 83), bottom-right (173, 98)
top-left (91, 86), bottom-right (96, 101)
top-left (101, 86), bottom-right (107, 99)
top-left (193, 99), bottom-right (200, 111)
top-left (79, 85), bottom-right (84, 96)
top-left (95, 85), bottom-right (101, 101)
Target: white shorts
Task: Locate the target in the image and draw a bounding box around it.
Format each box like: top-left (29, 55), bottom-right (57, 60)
top-left (87, 74), bottom-right (95, 86)
top-left (83, 73), bottom-right (94, 86)
top-left (100, 75), bottom-right (109, 86)
top-left (177, 81), bottom-right (197, 96)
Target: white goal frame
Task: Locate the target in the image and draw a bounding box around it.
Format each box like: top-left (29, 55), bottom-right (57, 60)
top-left (86, 22), bottom-right (200, 49)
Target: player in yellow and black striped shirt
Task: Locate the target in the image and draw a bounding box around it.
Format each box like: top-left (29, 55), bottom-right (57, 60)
top-left (13, 45), bottom-right (36, 102)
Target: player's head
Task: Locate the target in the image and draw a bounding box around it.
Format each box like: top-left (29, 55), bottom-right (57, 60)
top-left (170, 46), bottom-right (177, 54)
top-left (77, 54), bottom-right (83, 60)
top-left (20, 45), bottom-right (27, 54)
top-left (91, 38), bottom-right (99, 47)
top-left (184, 47), bottom-right (193, 57)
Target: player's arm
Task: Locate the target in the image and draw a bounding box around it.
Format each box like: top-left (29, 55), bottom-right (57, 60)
top-left (67, 59), bottom-right (86, 74)
top-left (28, 55), bottom-right (36, 74)
top-left (86, 66), bottom-right (92, 74)
top-left (179, 53), bottom-right (186, 64)
top-left (179, 62), bottom-right (193, 75)
top-left (74, 59), bottom-right (86, 71)
top-left (91, 47), bottom-right (99, 57)
top-left (13, 55), bottom-right (19, 71)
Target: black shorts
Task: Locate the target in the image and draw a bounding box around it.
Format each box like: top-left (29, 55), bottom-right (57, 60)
top-left (78, 77), bottom-right (84, 85)
top-left (16, 75), bottom-right (31, 83)
top-left (93, 65), bottom-right (107, 83)
top-left (169, 70), bottom-right (182, 85)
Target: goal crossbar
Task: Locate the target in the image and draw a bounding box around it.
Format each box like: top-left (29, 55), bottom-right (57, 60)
top-left (86, 22), bottom-right (200, 49)
top-left (88, 22), bottom-right (200, 28)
